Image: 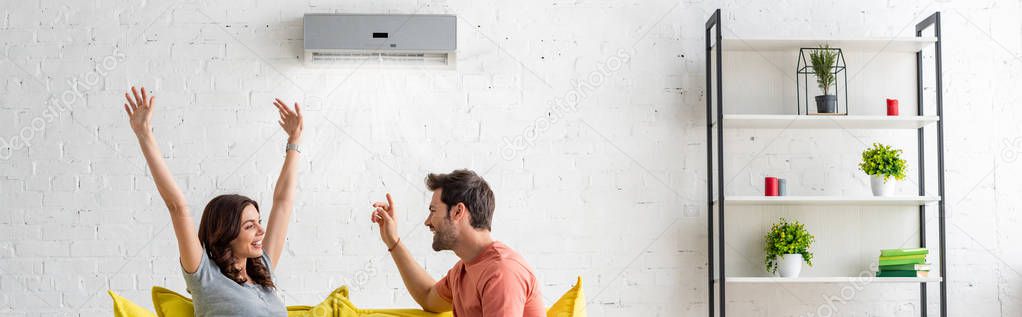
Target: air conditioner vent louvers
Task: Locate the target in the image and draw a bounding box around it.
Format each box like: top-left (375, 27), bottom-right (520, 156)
top-left (304, 14), bottom-right (456, 69)
top-left (310, 52), bottom-right (452, 66)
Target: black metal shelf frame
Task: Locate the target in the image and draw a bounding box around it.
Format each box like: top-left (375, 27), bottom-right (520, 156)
top-left (703, 9), bottom-right (947, 317)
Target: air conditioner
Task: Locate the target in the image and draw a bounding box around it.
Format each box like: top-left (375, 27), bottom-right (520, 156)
top-left (303, 14), bottom-right (457, 69)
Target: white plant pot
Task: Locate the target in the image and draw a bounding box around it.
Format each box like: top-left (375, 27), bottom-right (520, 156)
top-left (777, 254), bottom-right (803, 278)
top-left (870, 175), bottom-right (895, 196)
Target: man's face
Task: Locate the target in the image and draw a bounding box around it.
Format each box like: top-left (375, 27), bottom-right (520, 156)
top-left (425, 190), bottom-right (458, 251)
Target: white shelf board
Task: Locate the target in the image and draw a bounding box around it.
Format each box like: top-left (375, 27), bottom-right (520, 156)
top-left (722, 277), bottom-right (942, 284)
top-left (721, 37), bottom-right (937, 52)
top-left (719, 196), bottom-right (941, 206)
top-left (721, 114), bottom-right (939, 130)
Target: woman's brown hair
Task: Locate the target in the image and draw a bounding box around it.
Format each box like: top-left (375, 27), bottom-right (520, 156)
top-left (198, 194), bottom-right (275, 288)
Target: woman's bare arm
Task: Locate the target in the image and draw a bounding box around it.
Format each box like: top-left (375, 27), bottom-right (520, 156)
top-left (262, 99), bottom-right (303, 270)
top-left (124, 86), bottom-right (203, 273)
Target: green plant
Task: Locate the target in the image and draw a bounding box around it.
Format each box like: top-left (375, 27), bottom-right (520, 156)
top-left (858, 143), bottom-right (907, 182)
top-left (809, 45), bottom-right (838, 95)
top-left (764, 218), bottom-right (815, 274)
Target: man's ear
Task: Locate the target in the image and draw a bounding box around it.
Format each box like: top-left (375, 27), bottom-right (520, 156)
top-left (453, 202), bottom-right (469, 223)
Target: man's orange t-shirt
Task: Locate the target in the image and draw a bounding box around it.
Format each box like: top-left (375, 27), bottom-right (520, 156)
top-left (434, 241), bottom-right (544, 317)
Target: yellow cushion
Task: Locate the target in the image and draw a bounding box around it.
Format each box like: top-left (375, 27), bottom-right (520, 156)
top-left (289, 286), bottom-right (450, 317)
top-left (151, 287), bottom-right (195, 317)
top-left (358, 308), bottom-right (452, 317)
top-left (546, 276), bottom-right (586, 317)
top-left (108, 290), bottom-right (157, 317)
top-left (287, 305), bottom-right (314, 317)
top-left (289, 286), bottom-right (359, 317)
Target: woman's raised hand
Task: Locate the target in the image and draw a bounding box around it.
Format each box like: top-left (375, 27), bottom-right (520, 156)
top-left (123, 86), bottom-right (155, 136)
top-left (121, 85), bottom-right (202, 273)
top-left (265, 99), bottom-right (304, 268)
top-left (273, 99), bottom-right (303, 144)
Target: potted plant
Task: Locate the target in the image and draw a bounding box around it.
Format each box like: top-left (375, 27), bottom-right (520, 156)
top-left (858, 143), bottom-right (907, 196)
top-left (764, 218), bottom-right (815, 278)
top-left (810, 45), bottom-right (839, 113)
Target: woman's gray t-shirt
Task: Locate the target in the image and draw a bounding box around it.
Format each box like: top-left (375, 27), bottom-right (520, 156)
top-left (182, 251), bottom-right (287, 317)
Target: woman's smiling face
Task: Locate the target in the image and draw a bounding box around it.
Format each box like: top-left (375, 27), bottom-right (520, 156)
top-left (229, 204), bottom-right (264, 259)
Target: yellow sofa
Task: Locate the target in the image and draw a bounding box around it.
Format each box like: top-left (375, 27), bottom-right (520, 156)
top-left (110, 276), bottom-right (585, 317)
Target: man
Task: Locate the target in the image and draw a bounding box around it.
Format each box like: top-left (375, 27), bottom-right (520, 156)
top-left (370, 169), bottom-right (544, 316)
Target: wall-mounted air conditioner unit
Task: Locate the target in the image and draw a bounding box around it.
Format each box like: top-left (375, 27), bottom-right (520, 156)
top-left (303, 14), bottom-right (457, 69)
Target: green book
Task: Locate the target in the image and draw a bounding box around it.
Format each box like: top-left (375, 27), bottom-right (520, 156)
top-left (879, 263), bottom-right (931, 271)
top-left (876, 270), bottom-right (929, 278)
top-left (878, 254), bottom-right (927, 261)
top-left (878, 257), bottom-right (927, 266)
top-left (880, 248), bottom-right (929, 257)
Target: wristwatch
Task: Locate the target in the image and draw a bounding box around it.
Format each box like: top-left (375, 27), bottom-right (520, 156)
top-left (286, 143), bottom-right (301, 153)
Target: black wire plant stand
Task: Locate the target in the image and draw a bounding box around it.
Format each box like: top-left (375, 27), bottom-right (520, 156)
top-left (796, 47), bottom-right (849, 115)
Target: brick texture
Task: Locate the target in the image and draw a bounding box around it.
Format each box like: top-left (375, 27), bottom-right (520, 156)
top-left (0, 0), bottom-right (1020, 316)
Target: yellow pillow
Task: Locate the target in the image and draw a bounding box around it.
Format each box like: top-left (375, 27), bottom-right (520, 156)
top-left (288, 286), bottom-right (359, 317)
top-left (151, 287), bottom-right (195, 317)
top-left (287, 305), bottom-right (314, 317)
top-left (283, 285), bottom-right (448, 317)
top-left (546, 276), bottom-right (586, 317)
top-left (289, 286), bottom-right (451, 317)
top-left (108, 290), bottom-right (157, 317)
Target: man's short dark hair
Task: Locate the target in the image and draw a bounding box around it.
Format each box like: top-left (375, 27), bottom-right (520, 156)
top-left (425, 169), bottom-right (495, 230)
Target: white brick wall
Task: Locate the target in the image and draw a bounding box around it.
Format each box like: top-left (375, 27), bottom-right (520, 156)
top-left (0, 0), bottom-right (1020, 316)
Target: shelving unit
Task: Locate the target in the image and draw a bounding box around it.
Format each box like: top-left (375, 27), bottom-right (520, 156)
top-left (704, 9), bottom-right (947, 317)
top-left (724, 277), bottom-right (943, 284)
top-left (721, 114), bottom-right (939, 130)
top-left (721, 37), bottom-right (938, 53)
top-left (720, 196), bottom-right (941, 206)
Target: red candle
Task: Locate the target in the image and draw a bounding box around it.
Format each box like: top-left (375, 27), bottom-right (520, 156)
top-left (887, 99), bottom-right (899, 116)
top-left (765, 177), bottom-right (779, 196)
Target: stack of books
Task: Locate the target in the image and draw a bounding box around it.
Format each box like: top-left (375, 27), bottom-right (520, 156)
top-left (877, 248), bottom-right (930, 277)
